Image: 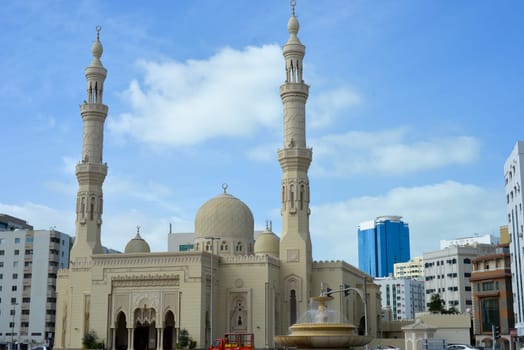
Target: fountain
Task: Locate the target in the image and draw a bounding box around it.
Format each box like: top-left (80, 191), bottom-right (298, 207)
top-left (274, 293), bottom-right (372, 350)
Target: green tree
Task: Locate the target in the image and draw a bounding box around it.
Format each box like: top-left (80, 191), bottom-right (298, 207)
top-left (428, 293), bottom-right (446, 313)
top-left (177, 329), bottom-right (196, 349)
top-left (82, 330), bottom-right (105, 349)
top-left (445, 306), bottom-right (459, 315)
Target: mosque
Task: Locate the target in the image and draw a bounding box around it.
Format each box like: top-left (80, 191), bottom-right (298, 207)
top-left (54, 4), bottom-right (382, 350)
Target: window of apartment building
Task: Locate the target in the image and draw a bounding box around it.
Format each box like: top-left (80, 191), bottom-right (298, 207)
top-left (464, 272), bottom-right (471, 278)
top-left (14, 238), bottom-right (20, 244)
top-left (22, 310), bottom-right (30, 315)
top-left (12, 273), bottom-right (18, 279)
top-left (11, 285), bottom-right (17, 291)
top-left (22, 298), bottom-right (30, 303)
top-left (14, 249), bottom-right (19, 255)
top-left (11, 297), bottom-right (16, 303)
top-left (465, 286), bottom-right (471, 291)
top-left (25, 237), bottom-right (33, 243)
top-left (23, 273), bottom-right (31, 279)
top-left (0, 273), bottom-right (3, 279)
top-left (21, 322), bottom-right (29, 328)
top-left (481, 298), bottom-right (499, 332)
top-left (10, 309), bottom-right (15, 315)
top-left (464, 258), bottom-right (471, 264)
top-left (0, 261), bottom-right (3, 267)
top-left (13, 261), bottom-right (18, 267)
top-left (25, 249), bottom-right (33, 255)
top-left (0, 250), bottom-right (4, 255)
top-left (24, 261), bottom-right (32, 267)
top-left (482, 281), bottom-right (494, 291)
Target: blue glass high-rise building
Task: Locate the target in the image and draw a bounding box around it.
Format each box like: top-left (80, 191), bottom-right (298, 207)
top-left (358, 216), bottom-right (410, 277)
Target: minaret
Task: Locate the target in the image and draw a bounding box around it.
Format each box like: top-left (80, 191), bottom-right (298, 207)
top-left (70, 26), bottom-right (107, 259)
top-left (278, 1), bottom-right (313, 327)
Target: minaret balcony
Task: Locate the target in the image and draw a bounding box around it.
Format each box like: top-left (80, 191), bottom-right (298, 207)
top-left (280, 83), bottom-right (309, 96)
top-left (80, 103), bottom-right (108, 116)
top-left (278, 147), bottom-right (312, 169)
top-left (75, 162), bottom-right (108, 181)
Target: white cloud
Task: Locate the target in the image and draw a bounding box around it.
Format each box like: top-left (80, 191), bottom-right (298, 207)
top-left (101, 210), bottom-right (193, 252)
top-left (246, 142), bottom-right (280, 162)
top-left (312, 129), bottom-right (481, 176)
top-left (309, 181), bottom-right (504, 266)
top-left (108, 45), bottom-right (283, 147)
top-left (0, 202), bottom-right (74, 234)
top-left (309, 86), bottom-right (361, 128)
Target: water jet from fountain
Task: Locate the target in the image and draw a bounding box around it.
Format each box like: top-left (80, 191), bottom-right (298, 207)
top-left (274, 294), bottom-right (372, 350)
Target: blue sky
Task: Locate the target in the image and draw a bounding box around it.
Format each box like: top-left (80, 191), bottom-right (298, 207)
top-left (1, 1), bottom-right (522, 266)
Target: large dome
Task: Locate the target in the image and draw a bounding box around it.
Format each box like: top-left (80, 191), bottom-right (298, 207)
top-left (195, 191), bottom-right (254, 241)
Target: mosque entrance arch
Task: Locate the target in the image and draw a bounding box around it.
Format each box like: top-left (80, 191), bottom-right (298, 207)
top-left (358, 316), bottom-right (366, 335)
top-left (115, 311), bottom-right (128, 350)
top-left (162, 311), bottom-right (175, 350)
top-left (134, 307), bottom-right (156, 350)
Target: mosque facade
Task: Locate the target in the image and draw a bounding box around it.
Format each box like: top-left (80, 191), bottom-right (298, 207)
top-left (54, 5), bottom-right (382, 350)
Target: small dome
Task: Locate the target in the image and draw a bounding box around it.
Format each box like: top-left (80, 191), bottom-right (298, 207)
top-left (195, 190), bottom-right (254, 241)
top-left (254, 228), bottom-right (280, 257)
top-left (125, 232), bottom-right (150, 253)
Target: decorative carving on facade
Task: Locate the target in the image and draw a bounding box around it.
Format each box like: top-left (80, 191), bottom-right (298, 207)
top-left (111, 274), bottom-right (180, 287)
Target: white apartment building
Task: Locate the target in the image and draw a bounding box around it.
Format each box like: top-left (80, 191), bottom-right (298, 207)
top-left (394, 256), bottom-right (424, 280)
top-left (440, 234), bottom-right (499, 250)
top-left (423, 244), bottom-right (496, 313)
top-left (375, 276), bottom-right (425, 320)
top-left (0, 225), bottom-right (72, 348)
top-left (504, 141), bottom-right (524, 336)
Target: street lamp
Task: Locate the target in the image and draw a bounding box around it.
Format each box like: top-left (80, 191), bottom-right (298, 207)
top-left (205, 236), bottom-right (220, 348)
top-left (11, 302), bottom-right (19, 350)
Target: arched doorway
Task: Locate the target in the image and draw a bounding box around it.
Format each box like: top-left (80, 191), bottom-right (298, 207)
top-left (163, 311), bottom-right (175, 350)
top-left (134, 307), bottom-right (156, 350)
top-left (115, 312), bottom-right (128, 350)
top-left (358, 316), bottom-right (366, 335)
top-left (134, 321), bottom-right (151, 350)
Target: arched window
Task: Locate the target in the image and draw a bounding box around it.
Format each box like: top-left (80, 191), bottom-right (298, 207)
top-left (90, 197), bottom-right (95, 220)
top-left (290, 290), bottom-right (297, 325)
top-left (300, 185), bottom-right (304, 210)
top-left (290, 185), bottom-right (295, 209)
top-left (81, 197), bottom-right (85, 219)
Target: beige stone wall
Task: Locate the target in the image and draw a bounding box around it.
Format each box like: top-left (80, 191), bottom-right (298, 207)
top-left (415, 313), bottom-right (471, 344)
top-left (312, 261), bottom-right (381, 337)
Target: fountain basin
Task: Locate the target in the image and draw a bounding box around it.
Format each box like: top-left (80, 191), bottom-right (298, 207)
top-left (275, 323), bottom-right (372, 349)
